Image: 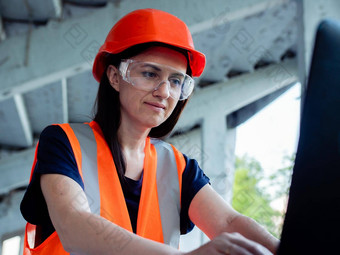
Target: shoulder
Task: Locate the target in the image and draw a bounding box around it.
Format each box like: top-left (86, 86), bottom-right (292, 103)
top-left (39, 124), bottom-right (68, 144)
top-left (37, 124), bottom-right (75, 157)
top-left (37, 124), bottom-right (75, 170)
top-left (36, 124), bottom-right (83, 187)
top-left (151, 138), bottom-right (186, 168)
top-left (39, 123), bottom-right (90, 149)
top-left (182, 153), bottom-right (210, 186)
top-left (151, 138), bottom-right (186, 155)
top-left (150, 138), bottom-right (173, 151)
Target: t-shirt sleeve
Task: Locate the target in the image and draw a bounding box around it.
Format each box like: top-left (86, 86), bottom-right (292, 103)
top-left (180, 154), bottom-right (210, 234)
top-left (20, 125), bottom-right (84, 226)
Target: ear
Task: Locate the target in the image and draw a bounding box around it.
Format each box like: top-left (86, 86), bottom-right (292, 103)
top-left (106, 65), bottom-right (120, 92)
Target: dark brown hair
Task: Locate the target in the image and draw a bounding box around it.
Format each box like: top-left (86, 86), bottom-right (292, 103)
top-left (93, 43), bottom-right (191, 183)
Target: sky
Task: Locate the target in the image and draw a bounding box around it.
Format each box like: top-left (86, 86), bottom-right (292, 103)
top-left (235, 83), bottom-right (301, 212)
top-left (2, 236), bottom-right (20, 255)
top-left (235, 83), bottom-right (301, 177)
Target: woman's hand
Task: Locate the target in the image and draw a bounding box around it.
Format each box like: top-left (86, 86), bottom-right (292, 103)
top-left (189, 185), bottom-right (279, 253)
top-left (185, 232), bottom-right (273, 255)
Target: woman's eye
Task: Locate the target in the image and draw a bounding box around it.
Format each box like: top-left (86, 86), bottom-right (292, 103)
top-left (141, 71), bottom-right (157, 79)
top-left (169, 78), bottom-right (182, 87)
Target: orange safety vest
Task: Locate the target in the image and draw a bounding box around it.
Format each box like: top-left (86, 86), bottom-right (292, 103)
top-left (23, 121), bottom-right (186, 254)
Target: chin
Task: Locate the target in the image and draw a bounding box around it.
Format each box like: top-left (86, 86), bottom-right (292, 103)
top-left (148, 120), bottom-right (164, 129)
top-left (142, 115), bottom-right (167, 128)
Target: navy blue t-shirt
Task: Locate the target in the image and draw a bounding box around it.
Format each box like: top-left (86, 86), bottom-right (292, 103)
top-left (20, 125), bottom-right (210, 242)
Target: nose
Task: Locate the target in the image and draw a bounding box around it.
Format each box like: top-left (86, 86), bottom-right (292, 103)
top-left (153, 80), bottom-right (171, 99)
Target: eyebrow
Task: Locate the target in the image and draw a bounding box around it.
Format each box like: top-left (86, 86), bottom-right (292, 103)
top-left (141, 63), bottom-right (161, 71)
top-left (141, 63), bottom-right (185, 77)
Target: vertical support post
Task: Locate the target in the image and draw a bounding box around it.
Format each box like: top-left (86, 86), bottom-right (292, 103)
top-left (201, 112), bottom-right (236, 202)
top-left (61, 77), bottom-right (69, 123)
top-left (202, 113), bottom-right (228, 197)
top-left (19, 234), bottom-right (24, 255)
top-left (14, 94), bottom-right (33, 147)
top-left (225, 127), bottom-right (237, 204)
top-left (295, 0), bottom-right (307, 104)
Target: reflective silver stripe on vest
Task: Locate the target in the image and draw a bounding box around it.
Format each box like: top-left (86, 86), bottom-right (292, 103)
top-left (151, 139), bottom-right (181, 248)
top-left (70, 123), bottom-right (101, 215)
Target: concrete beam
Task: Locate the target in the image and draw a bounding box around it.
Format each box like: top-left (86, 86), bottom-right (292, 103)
top-left (0, 2), bottom-right (115, 101)
top-left (24, 79), bottom-right (68, 134)
top-left (176, 58), bottom-right (298, 131)
top-left (189, 0), bottom-right (290, 35)
top-left (67, 71), bottom-right (98, 123)
top-left (0, 0), bottom-right (62, 21)
top-left (0, 147), bottom-right (34, 195)
top-left (113, 0), bottom-right (280, 30)
top-left (0, 16), bottom-right (6, 41)
top-left (193, 0), bottom-right (297, 81)
top-left (0, 94), bottom-right (33, 147)
top-left (227, 82), bottom-right (295, 129)
top-left (0, 190), bottom-right (26, 241)
top-left (65, 0), bottom-right (107, 5)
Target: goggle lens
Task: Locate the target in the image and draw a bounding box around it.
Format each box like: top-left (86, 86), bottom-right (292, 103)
top-left (119, 59), bottom-right (194, 100)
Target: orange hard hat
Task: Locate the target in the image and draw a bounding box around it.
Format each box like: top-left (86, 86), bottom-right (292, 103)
top-left (92, 8), bottom-right (206, 82)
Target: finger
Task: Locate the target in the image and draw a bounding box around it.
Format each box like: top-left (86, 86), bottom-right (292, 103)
top-left (221, 233), bottom-right (272, 255)
top-left (225, 242), bottom-right (253, 255)
top-left (215, 239), bottom-right (252, 255)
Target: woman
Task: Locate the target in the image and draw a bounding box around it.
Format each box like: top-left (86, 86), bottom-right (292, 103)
top-left (21, 8), bottom-right (279, 255)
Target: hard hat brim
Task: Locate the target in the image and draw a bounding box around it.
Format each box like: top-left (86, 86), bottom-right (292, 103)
top-left (92, 41), bottom-right (205, 83)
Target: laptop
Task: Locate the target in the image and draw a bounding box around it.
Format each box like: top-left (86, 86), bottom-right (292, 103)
top-left (277, 19), bottom-right (340, 254)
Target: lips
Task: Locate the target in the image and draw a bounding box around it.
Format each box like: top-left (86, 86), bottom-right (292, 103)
top-left (145, 102), bottom-right (166, 109)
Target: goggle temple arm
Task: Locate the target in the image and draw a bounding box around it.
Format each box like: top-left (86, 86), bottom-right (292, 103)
top-left (118, 60), bottom-right (130, 82)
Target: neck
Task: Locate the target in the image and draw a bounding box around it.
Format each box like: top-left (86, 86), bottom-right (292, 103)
top-left (117, 121), bottom-right (150, 153)
top-left (117, 120), bottom-right (149, 180)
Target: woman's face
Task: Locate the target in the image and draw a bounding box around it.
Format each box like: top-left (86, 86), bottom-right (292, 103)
top-left (107, 46), bottom-right (188, 131)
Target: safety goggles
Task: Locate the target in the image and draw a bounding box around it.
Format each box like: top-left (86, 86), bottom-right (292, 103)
top-left (119, 59), bottom-right (194, 100)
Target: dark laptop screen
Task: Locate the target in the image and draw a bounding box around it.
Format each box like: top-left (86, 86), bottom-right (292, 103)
top-left (278, 19), bottom-right (340, 255)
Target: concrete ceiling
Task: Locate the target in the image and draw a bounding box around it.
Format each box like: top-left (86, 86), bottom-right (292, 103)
top-left (0, 0), bottom-right (298, 151)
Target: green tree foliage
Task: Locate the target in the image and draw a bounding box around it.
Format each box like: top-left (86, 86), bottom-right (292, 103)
top-left (232, 154), bottom-right (294, 238)
top-left (268, 154), bottom-right (295, 199)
